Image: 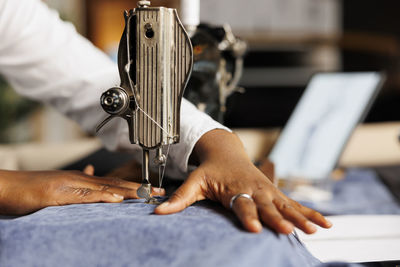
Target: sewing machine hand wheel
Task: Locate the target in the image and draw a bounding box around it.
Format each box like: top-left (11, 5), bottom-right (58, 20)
top-left (96, 87), bottom-right (135, 141)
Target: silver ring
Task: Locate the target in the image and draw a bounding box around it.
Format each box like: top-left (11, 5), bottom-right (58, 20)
top-left (230, 193), bottom-right (253, 209)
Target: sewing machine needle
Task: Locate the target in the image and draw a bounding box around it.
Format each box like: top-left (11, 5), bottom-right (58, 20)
top-left (137, 149), bottom-right (152, 201)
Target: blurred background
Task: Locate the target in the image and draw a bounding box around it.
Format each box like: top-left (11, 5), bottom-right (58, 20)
top-left (1, 0), bottom-right (399, 169)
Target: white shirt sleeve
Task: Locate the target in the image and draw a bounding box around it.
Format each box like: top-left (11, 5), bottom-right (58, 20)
top-left (0, 0), bottom-right (230, 179)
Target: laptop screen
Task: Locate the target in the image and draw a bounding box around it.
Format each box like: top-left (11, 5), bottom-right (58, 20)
top-left (269, 72), bottom-right (384, 180)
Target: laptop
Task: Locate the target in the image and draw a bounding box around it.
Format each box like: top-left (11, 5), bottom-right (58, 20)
top-left (268, 72), bottom-right (385, 181)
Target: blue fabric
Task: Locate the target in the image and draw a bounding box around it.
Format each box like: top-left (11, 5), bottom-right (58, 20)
top-left (302, 168), bottom-right (400, 215)
top-left (0, 199), bottom-right (362, 267)
top-left (0, 168), bottom-right (388, 267)
top-left (0, 199), bottom-right (324, 267)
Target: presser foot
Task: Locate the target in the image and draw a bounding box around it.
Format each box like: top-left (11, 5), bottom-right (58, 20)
top-left (137, 183), bottom-right (162, 204)
top-left (146, 197), bottom-right (162, 205)
top-left (137, 183), bottom-right (152, 200)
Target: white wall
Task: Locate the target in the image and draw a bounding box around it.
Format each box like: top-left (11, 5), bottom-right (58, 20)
top-left (200, 0), bottom-right (341, 36)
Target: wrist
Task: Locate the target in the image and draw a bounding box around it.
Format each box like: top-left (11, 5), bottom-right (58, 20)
top-left (192, 129), bottom-right (249, 164)
top-left (0, 170), bottom-right (15, 214)
top-left (0, 170), bottom-right (9, 199)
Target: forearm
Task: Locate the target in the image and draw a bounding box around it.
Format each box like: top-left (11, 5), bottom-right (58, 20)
top-left (0, 170), bottom-right (30, 215)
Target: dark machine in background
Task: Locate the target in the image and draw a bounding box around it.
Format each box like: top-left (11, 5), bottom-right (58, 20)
top-left (224, 48), bottom-right (312, 128)
top-left (185, 23), bottom-right (319, 128)
top-left (184, 24), bottom-right (246, 123)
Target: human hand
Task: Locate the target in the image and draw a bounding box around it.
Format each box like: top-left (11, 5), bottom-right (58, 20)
top-left (155, 130), bottom-right (331, 234)
top-left (105, 160), bottom-right (161, 186)
top-left (0, 167), bottom-right (164, 215)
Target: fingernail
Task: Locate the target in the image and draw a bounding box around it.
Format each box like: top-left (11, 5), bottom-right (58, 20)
top-left (281, 221), bottom-right (294, 232)
top-left (325, 219), bottom-right (333, 227)
top-left (306, 221), bottom-right (317, 232)
top-left (113, 193), bottom-right (124, 200)
top-left (153, 187), bottom-right (165, 193)
top-left (157, 201), bottom-right (170, 209)
top-left (251, 219), bottom-right (262, 232)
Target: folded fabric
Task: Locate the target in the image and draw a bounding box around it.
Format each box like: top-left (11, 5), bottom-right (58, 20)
top-left (302, 168), bottom-right (400, 215)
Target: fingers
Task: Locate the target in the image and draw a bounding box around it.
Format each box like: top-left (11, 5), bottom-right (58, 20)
top-left (93, 184), bottom-right (140, 199)
top-left (253, 194), bottom-right (294, 234)
top-left (154, 171), bottom-right (205, 215)
top-left (96, 183), bottom-right (165, 199)
top-left (85, 176), bottom-right (141, 191)
top-left (83, 164), bottom-right (95, 176)
top-left (66, 187), bottom-right (124, 204)
top-left (289, 199), bottom-right (332, 229)
top-left (232, 197), bottom-right (262, 233)
top-left (60, 172), bottom-right (166, 201)
top-left (274, 199), bottom-right (316, 234)
top-left (150, 187), bottom-right (166, 197)
top-left (73, 179), bottom-right (166, 200)
top-left (79, 165), bottom-right (166, 199)
top-left (253, 191), bottom-right (329, 234)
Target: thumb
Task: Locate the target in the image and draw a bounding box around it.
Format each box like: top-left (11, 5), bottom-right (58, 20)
top-left (154, 170), bottom-right (206, 215)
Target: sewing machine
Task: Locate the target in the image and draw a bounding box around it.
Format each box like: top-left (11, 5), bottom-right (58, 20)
top-left (96, 0), bottom-right (193, 202)
top-left (179, 0), bottom-right (247, 123)
top-left (184, 23), bottom-right (246, 123)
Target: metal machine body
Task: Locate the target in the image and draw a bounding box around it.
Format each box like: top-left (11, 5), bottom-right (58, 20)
top-left (97, 1), bottom-right (193, 202)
